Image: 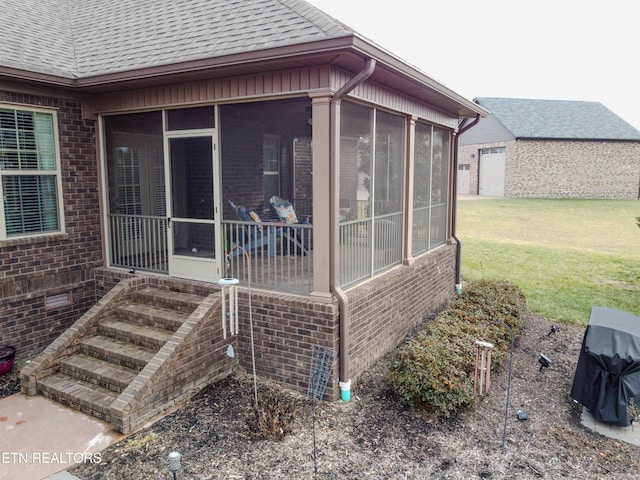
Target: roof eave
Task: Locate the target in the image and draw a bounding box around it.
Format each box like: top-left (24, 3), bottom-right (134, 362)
top-left (515, 136), bottom-right (640, 142)
top-left (349, 35), bottom-right (488, 119)
top-left (73, 36), bottom-right (358, 90)
top-left (0, 66), bottom-right (77, 88)
top-left (1, 34), bottom-right (488, 119)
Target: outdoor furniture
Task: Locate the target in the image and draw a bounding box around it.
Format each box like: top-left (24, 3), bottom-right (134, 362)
top-left (229, 200), bottom-right (308, 256)
top-left (269, 196), bottom-right (311, 253)
top-left (228, 201), bottom-right (278, 257)
top-left (570, 306), bottom-right (640, 426)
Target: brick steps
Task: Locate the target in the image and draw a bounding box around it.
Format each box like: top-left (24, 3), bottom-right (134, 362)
top-left (38, 372), bottom-right (120, 421)
top-left (99, 318), bottom-right (174, 349)
top-left (115, 303), bottom-right (186, 331)
top-left (132, 287), bottom-right (204, 312)
top-left (59, 353), bottom-right (138, 392)
top-left (35, 286), bottom-right (205, 425)
top-left (81, 335), bottom-right (156, 369)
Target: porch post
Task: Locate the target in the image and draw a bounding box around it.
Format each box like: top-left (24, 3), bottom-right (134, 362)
top-left (403, 115), bottom-right (417, 266)
top-left (309, 92), bottom-right (333, 301)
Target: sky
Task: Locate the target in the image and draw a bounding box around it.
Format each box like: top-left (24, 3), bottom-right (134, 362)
top-left (307, 0), bottom-right (640, 130)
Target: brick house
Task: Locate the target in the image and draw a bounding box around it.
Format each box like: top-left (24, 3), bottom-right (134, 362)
top-left (458, 97), bottom-right (640, 198)
top-left (1, 0), bottom-right (486, 432)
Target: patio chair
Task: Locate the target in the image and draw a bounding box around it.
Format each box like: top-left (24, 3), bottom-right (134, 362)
top-left (227, 201), bottom-right (278, 257)
top-left (229, 200), bottom-right (307, 256)
top-left (269, 196), bottom-right (312, 252)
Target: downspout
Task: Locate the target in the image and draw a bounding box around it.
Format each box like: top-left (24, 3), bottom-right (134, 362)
top-left (452, 114), bottom-right (480, 294)
top-left (330, 58), bottom-right (376, 401)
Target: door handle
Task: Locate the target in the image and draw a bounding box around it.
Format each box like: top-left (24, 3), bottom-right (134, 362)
top-left (167, 217), bottom-right (171, 229)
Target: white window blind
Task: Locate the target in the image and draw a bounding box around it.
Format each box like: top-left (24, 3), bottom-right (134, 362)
top-left (263, 134), bottom-right (280, 209)
top-left (0, 105), bottom-right (62, 238)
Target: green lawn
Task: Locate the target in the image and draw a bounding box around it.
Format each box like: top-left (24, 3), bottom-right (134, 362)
top-left (456, 198), bottom-right (640, 325)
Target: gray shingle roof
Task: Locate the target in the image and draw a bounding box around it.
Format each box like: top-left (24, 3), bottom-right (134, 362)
top-left (475, 97), bottom-right (640, 141)
top-left (1, 0), bottom-right (353, 78)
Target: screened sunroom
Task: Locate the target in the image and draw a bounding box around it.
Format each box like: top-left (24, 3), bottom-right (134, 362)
top-left (102, 95), bottom-right (451, 296)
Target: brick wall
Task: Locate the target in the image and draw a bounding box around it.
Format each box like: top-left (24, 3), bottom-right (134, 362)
top-left (347, 244), bottom-right (457, 386)
top-left (292, 137), bottom-right (313, 213)
top-left (0, 90), bottom-right (101, 360)
top-left (96, 268), bottom-right (341, 400)
top-left (235, 290), bottom-right (340, 399)
top-left (459, 140), bottom-right (640, 198)
top-left (95, 247), bottom-right (457, 402)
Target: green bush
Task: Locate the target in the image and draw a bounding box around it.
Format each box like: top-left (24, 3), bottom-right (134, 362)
top-left (388, 333), bottom-right (477, 417)
top-left (388, 279), bottom-right (526, 418)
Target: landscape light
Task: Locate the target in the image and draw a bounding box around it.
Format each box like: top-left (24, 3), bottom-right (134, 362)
top-left (538, 353), bottom-right (551, 372)
top-left (168, 451), bottom-right (181, 480)
top-left (547, 325), bottom-right (559, 336)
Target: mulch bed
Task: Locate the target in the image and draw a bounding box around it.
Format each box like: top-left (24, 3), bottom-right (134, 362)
top-left (3, 312), bottom-right (640, 479)
top-left (0, 367), bottom-right (20, 398)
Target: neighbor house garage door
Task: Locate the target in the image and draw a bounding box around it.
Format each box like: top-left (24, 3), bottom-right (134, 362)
top-left (457, 164), bottom-right (470, 195)
top-left (478, 147), bottom-right (505, 196)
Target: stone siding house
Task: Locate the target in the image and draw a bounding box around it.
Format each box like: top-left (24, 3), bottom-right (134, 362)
top-left (1, 0), bottom-right (486, 432)
top-left (458, 97), bottom-right (640, 198)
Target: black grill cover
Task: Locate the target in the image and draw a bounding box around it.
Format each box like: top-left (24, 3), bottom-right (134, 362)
top-left (570, 306), bottom-right (640, 426)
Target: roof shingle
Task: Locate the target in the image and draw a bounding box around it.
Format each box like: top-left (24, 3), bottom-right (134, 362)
top-left (475, 97), bottom-right (640, 141)
top-left (1, 0), bottom-right (353, 78)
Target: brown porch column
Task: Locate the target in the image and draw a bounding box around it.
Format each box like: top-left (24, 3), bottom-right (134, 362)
top-left (309, 91), bottom-right (333, 301)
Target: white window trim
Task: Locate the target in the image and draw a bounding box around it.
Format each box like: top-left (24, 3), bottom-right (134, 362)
top-left (0, 103), bottom-right (65, 240)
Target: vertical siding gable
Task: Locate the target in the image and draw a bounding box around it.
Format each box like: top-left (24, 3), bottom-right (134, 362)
top-left (458, 114), bottom-right (515, 146)
top-left (87, 67), bottom-right (332, 114)
top-left (331, 68), bottom-right (458, 128)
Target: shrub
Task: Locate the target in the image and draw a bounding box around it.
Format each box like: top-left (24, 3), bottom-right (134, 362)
top-left (388, 333), bottom-right (477, 417)
top-left (388, 279), bottom-right (526, 418)
top-left (244, 385), bottom-right (296, 440)
top-left (446, 278), bottom-right (527, 333)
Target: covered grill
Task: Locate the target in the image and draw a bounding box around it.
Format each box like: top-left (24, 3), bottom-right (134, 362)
top-left (571, 306), bottom-right (640, 426)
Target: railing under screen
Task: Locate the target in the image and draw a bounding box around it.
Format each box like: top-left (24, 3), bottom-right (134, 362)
top-left (412, 206), bottom-right (430, 255)
top-left (222, 220), bottom-right (313, 295)
top-left (108, 214), bottom-right (168, 274)
top-left (107, 212), bottom-right (403, 294)
top-left (339, 212), bottom-right (403, 287)
top-left (411, 203), bottom-right (447, 255)
top-left (108, 214), bottom-right (314, 295)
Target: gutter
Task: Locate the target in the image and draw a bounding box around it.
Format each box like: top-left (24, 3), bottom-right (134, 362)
top-left (452, 114), bottom-right (481, 293)
top-left (330, 58), bottom-right (376, 401)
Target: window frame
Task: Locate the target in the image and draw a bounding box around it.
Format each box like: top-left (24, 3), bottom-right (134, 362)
top-left (0, 103), bottom-right (65, 240)
top-left (411, 121), bottom-right (451, 256)
top-left (262, 133), bottom-right (281, 209)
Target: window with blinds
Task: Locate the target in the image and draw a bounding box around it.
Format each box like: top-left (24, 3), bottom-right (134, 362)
top-left (0, 105), bottom-right (62, 239)
top-left (263, 134), bottom-right (280, 209)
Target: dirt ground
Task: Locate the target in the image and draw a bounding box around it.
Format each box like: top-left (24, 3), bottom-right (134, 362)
top-left (3, 312), bottom-right (640, 479)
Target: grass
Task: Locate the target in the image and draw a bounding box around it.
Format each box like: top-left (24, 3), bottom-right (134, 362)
top-left (456, 198), bottom-right (640, 325)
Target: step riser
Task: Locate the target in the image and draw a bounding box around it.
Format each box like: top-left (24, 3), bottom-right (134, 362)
top-left (132, 289), bottom-right (203, 313)
top-left (40, 389), bottom-right (111, 422)
top-left (116, 306), bottom-right (184, 331)
top-left (99, 322), bottom-right (170, 350)
top-left (81, 343), bottom-right (151, 371)
top-left (38, 376), bottom-right (117, 422)
top-left (59, 363), bottom-right (131, 393)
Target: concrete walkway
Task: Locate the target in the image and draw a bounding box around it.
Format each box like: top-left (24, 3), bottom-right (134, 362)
top-left (581, 408), bottom-right (640, 446)
top-left (0, 393), bottom-right (123, 480)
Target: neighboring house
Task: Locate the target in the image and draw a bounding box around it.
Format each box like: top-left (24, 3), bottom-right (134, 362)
top-left (1, 0), bottom-right (486, 432)
top-left (458, 97), bottom-right (640, 198)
